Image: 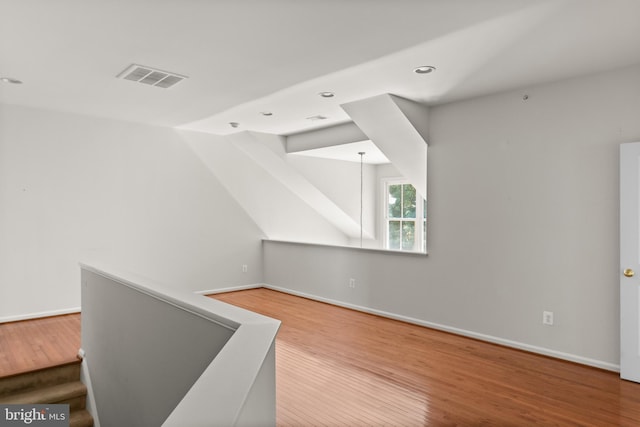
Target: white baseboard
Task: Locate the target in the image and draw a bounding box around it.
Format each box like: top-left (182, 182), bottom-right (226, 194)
top-left (262, 284), bottom-right (620, 373)
top-left (0, 307), bottom-right (81, 324)
top-left (194, 284), bottom-right (263, 296)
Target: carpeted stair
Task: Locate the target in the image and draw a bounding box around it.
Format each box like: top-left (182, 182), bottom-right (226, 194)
top-left (0, 359), bottom-right (93, 427)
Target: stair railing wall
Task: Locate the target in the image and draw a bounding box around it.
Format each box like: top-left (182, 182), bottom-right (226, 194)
top-left (80, 264), bottom-right (280, 427)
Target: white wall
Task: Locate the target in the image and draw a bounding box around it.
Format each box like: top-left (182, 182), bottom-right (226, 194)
top-left (4, 63), bottom-right (639, 368)
top-left (264, 64), bottom-right (640, 369)
top-left (185, 128), bottom-right (409, 250)
top-left (81, 265), bottom-right (278, 427)
top-left (0, 105), bottom-right (265, 320)
top-left (286, 155), bottom-right (377, 243)
top-left (182, 130), bottom-right (351, 246)
top-left (81, 267), bottom-right (234, 427)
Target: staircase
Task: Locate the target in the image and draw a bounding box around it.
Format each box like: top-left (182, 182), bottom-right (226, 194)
top-left (0, 359), bottom-right (94, 427)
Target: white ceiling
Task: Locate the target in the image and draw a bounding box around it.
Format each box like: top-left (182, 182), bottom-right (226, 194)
top-left (1, 0), bottom-right (640, 136)
top-left (289, 140), bottom-right (389, 165)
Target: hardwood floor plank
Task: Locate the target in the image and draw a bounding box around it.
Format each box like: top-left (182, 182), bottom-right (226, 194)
top-left (0, 314), bottom-right (80, 377)
top-left (3, 289), bottom-right (640, 425)
top-left (210, 288), bottom-right (640, 427)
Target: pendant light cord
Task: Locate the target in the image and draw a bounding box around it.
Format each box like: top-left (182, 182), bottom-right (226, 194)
top-left (358, 152), bottom-right (365, 248)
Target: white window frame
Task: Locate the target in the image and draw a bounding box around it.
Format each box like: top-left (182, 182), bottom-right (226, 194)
top-left (382, 178), bottom-right (426, 252)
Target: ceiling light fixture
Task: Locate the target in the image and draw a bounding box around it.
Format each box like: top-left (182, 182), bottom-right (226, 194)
top-left (306, 115), bottom-right (328, 121)
top-left (319, 92), bottom-right (334, 98)
top-left (413, 66), bottom-right (436, 74)
top-left (1, 77), bottom-right (23, 84)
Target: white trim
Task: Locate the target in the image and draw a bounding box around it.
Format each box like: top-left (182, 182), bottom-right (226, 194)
top-left (79, 352), bottom-right (101, 427)
top-left (0, 307), bottom-right (81, 324)
top-left (194, 284), bottom-right (263, 295)
top-left (80, 263), bottom-right (239, 331)
top-left (263, 239), bottom-right (427, 256)
top-left (262, 284), bottom-right (620, 373)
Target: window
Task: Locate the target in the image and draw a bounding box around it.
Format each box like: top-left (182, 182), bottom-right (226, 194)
top-left (384, 180), bottom-right (426, 252)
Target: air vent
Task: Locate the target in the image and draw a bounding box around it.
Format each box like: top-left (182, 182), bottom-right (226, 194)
top-left (117, 64), bottom-right (187, 89)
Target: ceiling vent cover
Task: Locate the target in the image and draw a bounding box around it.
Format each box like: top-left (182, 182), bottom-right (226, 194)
top-left (117, 64), bottom-right (187, 89)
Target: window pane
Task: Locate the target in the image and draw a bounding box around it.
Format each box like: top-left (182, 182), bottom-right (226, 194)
top-left (389, 221), bottom-right (401, 249)
top-left (388, 185), bottom-right (402, 218)
top-left (402, 221), bottom-right (415, 250)
top-left (403, 184), bottom-right (416, 218)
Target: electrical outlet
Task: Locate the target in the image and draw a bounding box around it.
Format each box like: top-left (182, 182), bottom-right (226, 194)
top-left (242, 264), bottom-right (248, 273)
top-left (349, 278), bottom-right (356, 288)
top-left (543, 311), bottom-right (554, 326)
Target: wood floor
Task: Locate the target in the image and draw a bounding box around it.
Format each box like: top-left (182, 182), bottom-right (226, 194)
top-left (0, 313), bottom-right (80, 377)
top-left (2, 289), bottom-right (640, 425)
top-left (211, 288), bottom-right (640, 427)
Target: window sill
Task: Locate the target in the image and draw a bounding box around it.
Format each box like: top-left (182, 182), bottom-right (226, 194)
top-left (262, 239), bottom-right (428, 256)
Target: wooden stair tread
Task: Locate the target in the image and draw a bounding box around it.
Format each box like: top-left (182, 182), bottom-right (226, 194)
top-left (0, 359), bottom-right (81, 395)
top-left (0, 319), bottom-right (91, 426)
top-left (0, 357), bottom-right (81, 380)
top-left (70, 409), bottom-right (94, 427)
top-left (0, 314), bottom-right (81, 379)
top-left (0, 381), bottom-right (87, 404)
top-left (0, 361), bottom-right (94, 427)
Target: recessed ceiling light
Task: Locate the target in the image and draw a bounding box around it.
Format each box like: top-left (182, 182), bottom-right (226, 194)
top-left (319, 92), bottom-right (334, 98)
top-left (260, 111), bottom-right (273, 116)
top-left (1, 77), bottom-right (23, 84)
top-left (229, 122), bottom-right (240, 128)
top-left (413, 66), bottom-right (436, 74)
top-left (306, 115), bottom-right (328, 121)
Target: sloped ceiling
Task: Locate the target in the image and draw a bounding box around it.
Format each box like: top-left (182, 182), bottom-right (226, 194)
top-left (1, 0), bottom-right (640, 136)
